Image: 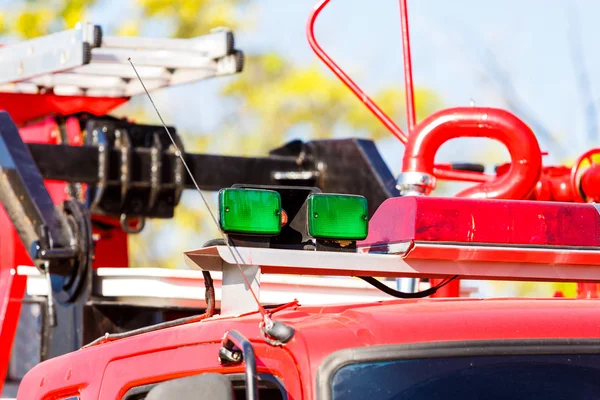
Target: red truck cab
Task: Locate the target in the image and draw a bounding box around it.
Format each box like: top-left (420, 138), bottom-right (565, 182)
top-left (18, 297), bottom-right (600, 399)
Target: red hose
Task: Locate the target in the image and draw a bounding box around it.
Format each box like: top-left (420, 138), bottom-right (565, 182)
top-left (403, 107), bottom-right (542, 199)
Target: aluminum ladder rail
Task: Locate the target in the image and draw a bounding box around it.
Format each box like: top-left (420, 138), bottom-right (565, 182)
top-left (0, 23), bottom-right (243, 97)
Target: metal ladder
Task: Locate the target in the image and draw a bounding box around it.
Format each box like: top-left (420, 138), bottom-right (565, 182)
top-left (0, 23), bottom-right (243, 97)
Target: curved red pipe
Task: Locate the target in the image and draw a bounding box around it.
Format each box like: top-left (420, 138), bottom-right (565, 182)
top-left (403, 107), bottom-right (542, 199)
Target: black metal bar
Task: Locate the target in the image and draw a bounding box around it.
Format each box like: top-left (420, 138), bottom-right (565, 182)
top-left (0, 112), bottom-right (75, 275)
top-left (27, 136), bottom-right (398, 218)
top-left (221, 330), bottom-right (259, 400)
top-left (28, 144), bottom-right (302, 188)
top-left (451, 163), bottom-right (485, 173)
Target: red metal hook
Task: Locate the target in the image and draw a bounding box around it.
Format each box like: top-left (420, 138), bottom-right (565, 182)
top-left (307, 0), bottom-right (492, 184)
top-left (307, 0), bottom-right (409, 144)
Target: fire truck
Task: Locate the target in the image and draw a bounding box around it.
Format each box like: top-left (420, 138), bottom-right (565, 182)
top-left (3, 0), bottom-right (600, 399)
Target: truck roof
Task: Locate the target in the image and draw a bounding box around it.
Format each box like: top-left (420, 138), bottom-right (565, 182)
top-left (17, 297), bottom-right (600, 398)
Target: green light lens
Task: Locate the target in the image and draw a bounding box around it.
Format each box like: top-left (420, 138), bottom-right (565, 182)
top-left (307, 194), bottom-right (368, 240)
top-left (218, 188), bottom-right (282, 235)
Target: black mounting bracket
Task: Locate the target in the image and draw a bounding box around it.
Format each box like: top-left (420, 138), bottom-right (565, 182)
top-left (0, 111), bottom-right (93, 303)
top-left (84, 117), bottom-right (186, 219)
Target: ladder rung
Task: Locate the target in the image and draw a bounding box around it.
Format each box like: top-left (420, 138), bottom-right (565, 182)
top-left (75, 63), bottom-right (172, 80)
top-left (91, 47), bottom-right (219, 69)
top-left (100, 29), bottom-right (234, 59)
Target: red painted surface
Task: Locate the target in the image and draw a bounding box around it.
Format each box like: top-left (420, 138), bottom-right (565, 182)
top-left (577, 283), bottom-right (600, 299)
top-left (528, 165), bottom-right (575, 202)
top-left (0, 228), bottom-right (27, 389)
top-left (570, 148), bottom-right (600, 203)
top-left (580, 165), bottom-right (600, 202)
top-left (361, 196), bottom-right (600, 249)
top-left (17, 298), bottom-right (600, 399)
top-left (430, 279), bottom-right (460, 298)
top-left (0, 93), bottom-right (128, 126)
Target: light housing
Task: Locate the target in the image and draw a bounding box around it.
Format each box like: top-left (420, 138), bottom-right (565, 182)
top-left (218, 188), bottom-right (282, 235)
top-left (307, 194), bottom-right (368, 240)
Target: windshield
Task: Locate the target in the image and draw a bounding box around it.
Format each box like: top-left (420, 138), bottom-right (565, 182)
top-left (331, 354), bottom-right (600, 399)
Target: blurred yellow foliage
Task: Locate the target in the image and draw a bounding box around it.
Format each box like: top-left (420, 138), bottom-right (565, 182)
top-left (137, 0), bottom-right (248, 37)
top-left (116, 20), bottom-right (140, 37)
top-left (59, 0), bottom-right (97, 28)
top-left (15, 8), bottom-right (54, 39)
top-left (221, 53), bottom-right (441, 152)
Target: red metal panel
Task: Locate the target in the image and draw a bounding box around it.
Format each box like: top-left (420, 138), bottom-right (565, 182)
top-left (0, 210), bottom-right (28, 392)
top-left (0, 93), bottom-right (128, 126)
top-left (16, 297), bottom-right (600, 399)
top-left (361, 196), bottom-right (600, 249)
top-left (429, 278), bottom-right (459, 298)
top-left (17, 317), bottom-right (304, 400)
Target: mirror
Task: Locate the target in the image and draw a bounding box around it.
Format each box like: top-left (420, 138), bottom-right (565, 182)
top-left (146, 373), bottom-right (234, 400)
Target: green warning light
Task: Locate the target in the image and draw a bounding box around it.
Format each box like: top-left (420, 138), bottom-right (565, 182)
top-left (218, 188), bottom-right (282, 235)
top-left (307, 194), bottom-right (368, 240)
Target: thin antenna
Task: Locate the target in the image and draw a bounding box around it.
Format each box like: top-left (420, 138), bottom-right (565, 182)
top-left (127, 57), bottom-right (268, 319)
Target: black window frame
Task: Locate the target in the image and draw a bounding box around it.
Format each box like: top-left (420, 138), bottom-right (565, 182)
top-left (121, 372), bottom-right (288, 400)
top-left (315, 338), bottom-right (600, 400)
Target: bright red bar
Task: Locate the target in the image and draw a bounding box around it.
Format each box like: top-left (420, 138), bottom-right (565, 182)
top-left (0, 92), bottom-right (128, 126)
top-left (360, 196), bottom-right (600, 248)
